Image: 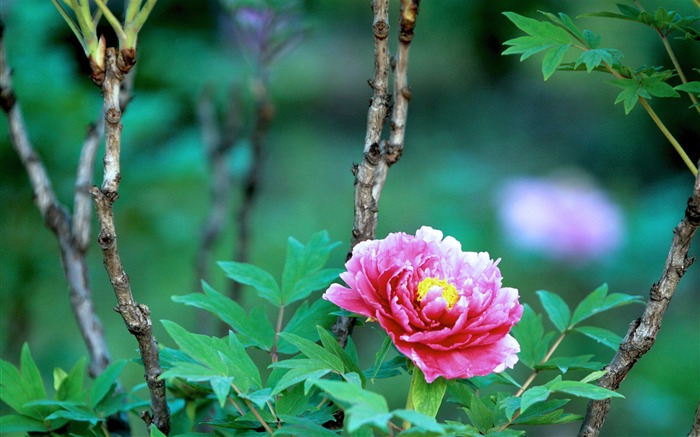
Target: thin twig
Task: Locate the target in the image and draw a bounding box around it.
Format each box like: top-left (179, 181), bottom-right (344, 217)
top-left (194, 87), bottom-right (241, 291)
top-left (91, 47), bottom-right (170, 435)
top-left (230, 77), bottom-right (274, 300)
top-left (578, 161), bottom-right (700, 437)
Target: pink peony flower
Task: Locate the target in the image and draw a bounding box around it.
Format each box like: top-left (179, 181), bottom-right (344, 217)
top-left (323, 227), bottom-right (523, 383)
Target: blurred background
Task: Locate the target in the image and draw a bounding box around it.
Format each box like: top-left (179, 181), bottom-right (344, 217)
top-left (1, 0), bottom-right (698, 435)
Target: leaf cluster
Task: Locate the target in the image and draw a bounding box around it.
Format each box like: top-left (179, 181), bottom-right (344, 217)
top-left (502, 6), bottom-right (700, 114)
top-left (0, 345), bottom-right (141, 435)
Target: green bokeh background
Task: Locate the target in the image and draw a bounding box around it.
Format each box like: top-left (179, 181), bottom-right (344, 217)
top-left (1, 0), bottom-right (698, 435)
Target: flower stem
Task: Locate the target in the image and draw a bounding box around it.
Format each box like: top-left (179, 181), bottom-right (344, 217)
top-left (270, 304), bottom-right (285, 363)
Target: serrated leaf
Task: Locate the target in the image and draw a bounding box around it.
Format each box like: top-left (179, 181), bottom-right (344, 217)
top-left (173, 283), bottom-right (275, 350)
top-left (219, 260), bottom-right (281, 306)
top-left (536, 290), bottom-right (571, 332)
top-left (89, 359), bottom-right (127, 409)
top-left (520, 386), bottom-right (550, 414)
top-left (549, 380), bottom-right (624, 400)
top-left (575, 326), bottom-right (623, 350)
top-left (277, 332), bottom-right (344, 373)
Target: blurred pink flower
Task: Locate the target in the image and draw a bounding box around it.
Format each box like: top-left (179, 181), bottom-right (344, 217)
top-left (323, 227), bottom-right (523, 383)
top-left (498, 175), bottom-right (624, 262)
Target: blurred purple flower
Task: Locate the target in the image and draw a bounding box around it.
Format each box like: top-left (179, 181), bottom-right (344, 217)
top-left (222, 1), bottom-right (303, 69)
top-left (497, 174), bottom-right (624, 262)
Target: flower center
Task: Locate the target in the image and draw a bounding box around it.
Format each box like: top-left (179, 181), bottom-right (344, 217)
top-left (416, 277), bottom-right (459, 309)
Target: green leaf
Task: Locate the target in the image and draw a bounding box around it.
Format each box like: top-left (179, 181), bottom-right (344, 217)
top-left (536, 355), bottom-right (604, 373)
top-left (408, 368), bottom-right (447, 419)
top-left (151, 425), bottom-right (167, 437)
top-left (89, 359), bottom-right (128, 409)
top-left (520, 386), bottom-right (550, 414)
top-left (314, 379), bottom-right (390, 433)
top-left (223, 331), bottom-right (262, 390)
top-left (575, 48), bottom-right (621, 73)
top-left (281, 231), bottom-right (341, 305)
top-left (465, 395), bottom-right (494, 434)
top-left (277, 332), bottom-right (345, 373)
top-left (536, 290), bottom-right (571, 332)
top-left (0, 347), bottom-right (52, 420)
top-left (582, 29), bottom-right (601, 49)
top-left (57, 357), bottom-right (87, 403)
top-left (574, 326), bottom-right (623, 350)
top-left (0, 414), bottom-right (49, 433)
top-left (675, 81), bottom-right (700, 98)
top-left (208, 376), bottom-right (233, 407)
top-left (219, 260), bottom-right (281, 306)
top-left (580, 370), bottom-right (609, 384)
top-left (161, 321), bottom-right (226, 374)
top-left (542, 44), bottom-right (570, 80)
top-left (503, 12), bottom-right (571, 44)
top-left (173, 282), bottom-right (275, 350)
top-left (44, 402), bottom-right (102, 425)
top-left (275, 415), bottom-right (339, 436)
top-left (549, 380), bottom-right (624, 400)
top-left (510, 304), bottom-right (555, 368)
top-left (317, 326), bottom-right (364, 384)
top-left (642, 75), bottom-right (680, 98)
top-left (392, 409), bottom-right (444, 433)
top-left (270, 359), bottom-right (332, 395)
top-left (539, 11), bottom-right (586, 42)
top-left (369, 335), bottom-right (393, 382)
top-left (571, 284), bottom-right (643, 326)
top-left (279, 299), bottom-right (338, 354)
top-left (511, 399), bottom-right (570, 425)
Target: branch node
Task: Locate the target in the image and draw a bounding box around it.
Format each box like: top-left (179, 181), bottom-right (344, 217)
top-left (373, 20), bottom-right (390, 40)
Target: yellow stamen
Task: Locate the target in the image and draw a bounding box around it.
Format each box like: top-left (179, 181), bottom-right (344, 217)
top-left (416, 277), bottom-right (459, 309)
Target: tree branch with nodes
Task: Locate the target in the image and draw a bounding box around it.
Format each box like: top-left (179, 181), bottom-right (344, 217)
top-left (333, 0), bottom-right (421, 348)
top-left (578, 159), bottom-right (700, 437)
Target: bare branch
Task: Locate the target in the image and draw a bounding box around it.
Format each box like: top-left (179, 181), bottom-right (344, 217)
top-left (232, 78), bottom-right (274, 300)
top-left (578, 165), bottom-right (700, 437)
top-left (1, 20), bottom-right (113, 380)
top-left (91, 47), bottom-right (170, 435)
top-left (334, 0), bottom-right (420, 348)
top-left (690, 400), bottom-right (700, 437)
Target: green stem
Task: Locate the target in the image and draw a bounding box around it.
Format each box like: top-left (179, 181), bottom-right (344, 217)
top-left (498, 331), bottom-right (567, 431)
top-left (93, 0), bottom-right (127, 47)
top-left (639, 97), bottom-right (698, 175)
top-left (270, 304), bottom-right (285, 364)
top-left (659, 34), bottom-right (700, 116)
